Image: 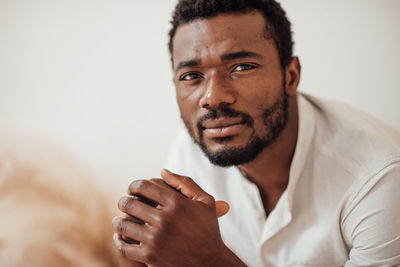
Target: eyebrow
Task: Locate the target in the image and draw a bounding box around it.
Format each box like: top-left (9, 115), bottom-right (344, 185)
top-left (220, 51), bottom-right (262, 61)
top-left (175, 59), bottom-right (200, 72)
top-left (174, 50), bottom-right (262, 72)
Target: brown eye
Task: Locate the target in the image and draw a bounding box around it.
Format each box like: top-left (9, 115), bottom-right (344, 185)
top-left (233, 64), bottom-right (256, 72)
top-left (180, 72), bottom-right (201, 81)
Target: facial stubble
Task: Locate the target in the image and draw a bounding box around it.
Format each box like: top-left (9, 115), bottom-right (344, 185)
top-left (181, 87), bottom-right (289, 167)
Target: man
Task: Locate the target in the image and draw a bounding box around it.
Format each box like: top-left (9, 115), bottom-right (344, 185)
top-left (112, 0), bottom-right (400, 266)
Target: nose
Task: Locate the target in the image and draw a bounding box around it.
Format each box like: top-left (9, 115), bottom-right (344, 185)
top-left (199, 73), bottom-right (236, 109)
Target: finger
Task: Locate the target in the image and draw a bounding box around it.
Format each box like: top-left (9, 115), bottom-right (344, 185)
top-left (119, 257), bottom-right (147, 267)
top-left (160, 169), bottom-right (214, 206)
top-left (136, 178), bottom-right (174, 208)
top-left (133, 195), bottom-right (158, 208)
top-left (215, 200), bottom-right (230, 218)
top-left (161, 169), bottom-right (230, 216)
top-left (113, 233), bottom-right (144, 262)
top-left (112, 216), bottom-right (149, 243)
top-left (125, 214), bottom-right (144, 225)
top-left (149, 178), bottom-right (171, 189)
top-left (149, 177), bottom-right (188, 201)
top-left (118, 196), bottom-right (161, 225)
top-left (128, 179), bottom-right (174, 207)
top-left (149, 178), bottom-right (182, 194)
top-left (113, 233), bottom-right (153, 264)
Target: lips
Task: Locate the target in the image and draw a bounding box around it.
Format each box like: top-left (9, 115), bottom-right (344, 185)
top-left (201, 117), bottom-right (246, 138)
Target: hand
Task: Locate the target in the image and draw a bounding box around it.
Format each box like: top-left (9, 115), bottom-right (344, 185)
top-left (112, 169), bottom-right (245, 267)
top-left (117, 251), bottom-right (147, 267)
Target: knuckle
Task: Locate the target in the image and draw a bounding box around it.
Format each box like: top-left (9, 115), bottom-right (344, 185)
top-left (166, 203), bottom-right (180, 217)
top-left (128, 180), bottom-right (136, 193)
top-left (116, 219), bottom-right (127, 235)
top-left (168, 193), bottom-right (181, 206)
top-left (134, 180), bottom-right (150, 193)
top-left (146, 220), bottom-right (169, 248)
top-left (152, 211), bottom-right (173, 231)
top-left (142, 246), bottom-right (157, 264)
top-left (206, 194), bottom-right (215, 203)
top-left (181, 175), bottom-right (193, 184)
top-left (118, 197), bottom-right (131, 211)
top-left (116, 242), bottom-right (126, 258)
top-left (151, 235), bottom-right (163, 249)
top-left (158, 216), bottom-right (173, 233)
top-left (128, 179), bottom-right (148, 194)
top-left (145, 230), bottom-right (159, 248)
top-left (151, 213), bottom-right (163, 227)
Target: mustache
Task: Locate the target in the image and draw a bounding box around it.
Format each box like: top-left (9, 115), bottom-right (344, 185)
top-left (197, 107), bottom-right (254, 131)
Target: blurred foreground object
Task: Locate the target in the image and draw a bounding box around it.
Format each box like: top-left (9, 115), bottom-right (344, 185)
top-left (0, 133), bottom-right (119, 267)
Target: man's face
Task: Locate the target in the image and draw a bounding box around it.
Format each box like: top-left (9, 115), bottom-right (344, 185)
top-left (172, 11), bottom-right (289, 167)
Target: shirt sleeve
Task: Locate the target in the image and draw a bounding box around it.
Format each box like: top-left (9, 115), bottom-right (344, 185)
top-left (342, 162), bottom-right (400, 267)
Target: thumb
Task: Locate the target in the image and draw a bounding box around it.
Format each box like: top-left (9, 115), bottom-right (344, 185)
top-left (161, 169), bottom-right (229, 217)
top-left (119, 257), bottom-right (146, 267)
top-left (215, 200), bottom-right (230, 218)
top-left (161, 168), bottom-right (212, 205)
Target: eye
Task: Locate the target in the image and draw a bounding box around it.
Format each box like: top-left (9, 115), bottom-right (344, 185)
top-left (232, 64), bottom-right (258, 72)
top-left (179, 72), bottom-right (202, 81)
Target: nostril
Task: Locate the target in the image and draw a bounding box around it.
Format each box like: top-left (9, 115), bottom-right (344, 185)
top-left (202, 102), bottom-right (210, 109)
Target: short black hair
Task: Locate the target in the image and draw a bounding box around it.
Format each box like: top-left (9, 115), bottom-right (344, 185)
top-left (168, 0), bottom-right (294, 70)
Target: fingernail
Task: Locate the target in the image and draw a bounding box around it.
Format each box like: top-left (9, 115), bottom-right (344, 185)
top-left (161, 168), bottom-right (170, 177)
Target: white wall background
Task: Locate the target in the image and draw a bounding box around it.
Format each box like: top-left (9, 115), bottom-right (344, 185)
top-left (1, 0), bottom-right (399, 191)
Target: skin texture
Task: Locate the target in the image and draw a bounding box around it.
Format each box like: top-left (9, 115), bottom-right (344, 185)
top-left (113, 170), bottom-right (243, 267)
top-left (113, 11), bottom-right (300, 266)
top-left (175, 14), bottom-right (286, 159)
top-left (173, 11), bottom-right (300, 214)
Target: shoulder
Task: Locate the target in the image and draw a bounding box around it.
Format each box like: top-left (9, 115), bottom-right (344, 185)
top-left (300, 93), bottom-right (400, 180)
top-left (340, 161), bottom-right (400, 266)
top-left (298, 94), bottom-right (400, 265)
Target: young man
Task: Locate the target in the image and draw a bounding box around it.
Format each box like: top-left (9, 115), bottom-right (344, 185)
top-left (112, 1), bottom-right (400, 266)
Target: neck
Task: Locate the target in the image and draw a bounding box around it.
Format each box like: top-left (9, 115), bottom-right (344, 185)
top-left (237, 96), bottom-right (298, 214)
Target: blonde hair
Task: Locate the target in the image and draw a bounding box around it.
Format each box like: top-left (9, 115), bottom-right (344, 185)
top-left (0, 134), bottom-right (119, 267)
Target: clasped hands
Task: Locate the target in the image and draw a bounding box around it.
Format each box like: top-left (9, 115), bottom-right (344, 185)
top-left (112, 169), bottom-right (245, 267)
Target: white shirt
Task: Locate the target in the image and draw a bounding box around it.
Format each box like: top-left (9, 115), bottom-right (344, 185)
top-left (166, 93), bottom-right (400, 267)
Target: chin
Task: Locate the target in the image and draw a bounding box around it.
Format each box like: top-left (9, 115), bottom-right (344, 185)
top-left (201, 144), bottom-right (260, 167)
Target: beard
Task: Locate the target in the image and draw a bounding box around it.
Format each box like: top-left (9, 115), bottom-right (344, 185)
top-left (182, 87), bottom-right (289, 167)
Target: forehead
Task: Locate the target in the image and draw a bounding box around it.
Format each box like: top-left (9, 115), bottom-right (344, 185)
top-left (172, 11), bottom-right (275, 68)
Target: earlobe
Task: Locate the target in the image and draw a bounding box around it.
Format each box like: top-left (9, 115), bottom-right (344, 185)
top-left (285, 56), bottom-right (301, 96)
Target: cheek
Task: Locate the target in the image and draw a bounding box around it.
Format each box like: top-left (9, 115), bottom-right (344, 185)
top-left (176, 85), bottom-right (205, 114)
top-left (176, 89), bottom-right (201, 134)
top-left (238, 84), bottom-right (281, 128)
top-left (177, 90), bottom-right (195, 116)
top-left (240, 89), bottom-right (270, 116)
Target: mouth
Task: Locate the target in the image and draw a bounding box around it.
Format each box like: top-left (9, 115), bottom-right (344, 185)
top-left (201, 117), bottom-right (246, 139)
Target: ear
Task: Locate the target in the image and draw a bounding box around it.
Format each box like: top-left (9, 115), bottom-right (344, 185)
top-left (284, 56), bottom-right (301, 96)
